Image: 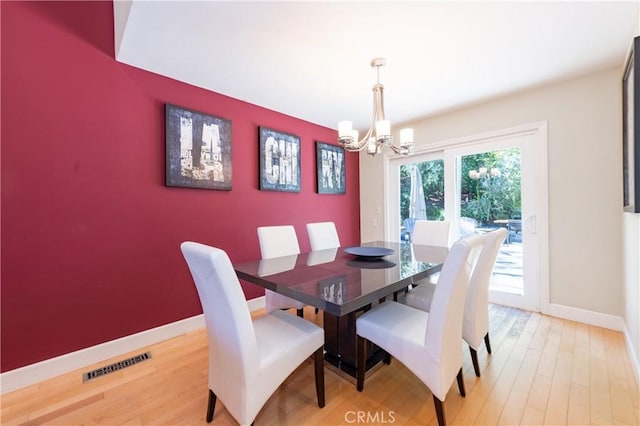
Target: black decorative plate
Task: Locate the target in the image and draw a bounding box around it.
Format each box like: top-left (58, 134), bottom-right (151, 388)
top-left (344, 246), bottom-right (395, 259)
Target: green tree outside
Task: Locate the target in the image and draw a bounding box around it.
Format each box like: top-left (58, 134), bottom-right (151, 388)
top-left (400, 147), bottom-right (521, 226)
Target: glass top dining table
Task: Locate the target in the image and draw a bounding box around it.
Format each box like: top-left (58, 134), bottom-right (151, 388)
top-left (233, 240), bottom-right (448, 376)
top-left (234, 241), bottom-right (448, 317)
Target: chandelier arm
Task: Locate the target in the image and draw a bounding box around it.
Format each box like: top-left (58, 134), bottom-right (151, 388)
top-left (360, 91), bottom-right (378, 144)
top-left (359, 86), bottom-right (380, 144)
top-left (360, 126), bottom-right (375, 145)
top-left (388, 142), bottom-right (403, 154)
top-left (346, 89), bottom-right (378, 151)
top-left (346, 121), bottom-right (375, 152)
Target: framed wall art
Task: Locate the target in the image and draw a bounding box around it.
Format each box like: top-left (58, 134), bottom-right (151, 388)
top-left (165, 103), bottom-right (232, 190)
top-left (623, 36), bottom-right (640, 213)
top-left (259, 126), bottom-right (301, 192)
top-left (315, 142), bottom-right (346, 194)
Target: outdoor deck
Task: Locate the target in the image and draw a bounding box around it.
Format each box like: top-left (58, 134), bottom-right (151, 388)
top-left (491, 231), bottom-right (523, 294)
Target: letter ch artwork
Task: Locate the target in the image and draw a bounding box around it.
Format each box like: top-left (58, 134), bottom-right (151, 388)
top-left (259, 127), bottom-right (301, 192)
top-left (264, 136), bottom-right (298, 186)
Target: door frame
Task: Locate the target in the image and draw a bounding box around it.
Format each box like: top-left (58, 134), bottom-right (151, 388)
top-left (384, 121), bottom-right (549, 312)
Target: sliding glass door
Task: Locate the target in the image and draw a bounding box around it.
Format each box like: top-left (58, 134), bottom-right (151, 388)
top-left (452, 147), bottom-right (524, 297)
top-left (388, 125), bottom-right (546, 311)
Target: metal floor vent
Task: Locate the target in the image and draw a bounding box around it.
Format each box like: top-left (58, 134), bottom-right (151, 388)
top-left (83, 351), bottom-right (151, 382)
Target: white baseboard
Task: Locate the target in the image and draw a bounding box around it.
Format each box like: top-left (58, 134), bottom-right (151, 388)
top-left (544, 302), bottom-right (625, 331)
top-left (0, 296), bottom-right (266, 394)
top-left (544, 302), bottom-right (640, 388)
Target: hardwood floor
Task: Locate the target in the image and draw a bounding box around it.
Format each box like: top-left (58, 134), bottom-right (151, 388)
top-left (1, 304), bottom-right (638, 425)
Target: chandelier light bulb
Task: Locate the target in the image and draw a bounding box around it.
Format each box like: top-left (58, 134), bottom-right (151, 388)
top-left (376, 120), bottom-right (391, 137)
top-left (338, 121), bottom-right (352, 138)
top-left (400, 128), bottom-right (414, 144)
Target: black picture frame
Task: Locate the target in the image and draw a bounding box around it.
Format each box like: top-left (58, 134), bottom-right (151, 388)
top-left (623, 36), bottom-right (640, 213)
top-left (165, 104), bottom-right (232, 190)
top-left (315, 142), bottom-right (346, 194)
top-left (259, 127), bottom-right (301, 192)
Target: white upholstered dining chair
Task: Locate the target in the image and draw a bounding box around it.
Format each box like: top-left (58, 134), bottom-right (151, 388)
top-left (405, 228), bottom-right (507, 377)
top-left (355, 234), bottom-right (484, 426)
top-left (411, 220), bottom-right (451, 247)
top-left (306, 221), bottom-right (341, 251)
top-left (257, 225), bottom-right (307, 317)
top-left (400, 220), bottom-right (452, 294)
top-left (180, 242), bottom-right (325, 425)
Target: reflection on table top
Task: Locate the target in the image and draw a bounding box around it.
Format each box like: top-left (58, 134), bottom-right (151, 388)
top-left (233, 241), bottom-right (448, 316)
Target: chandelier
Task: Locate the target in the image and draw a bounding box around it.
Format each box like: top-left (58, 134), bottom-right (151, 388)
top-left (337, 58), bottom-right (414, 156)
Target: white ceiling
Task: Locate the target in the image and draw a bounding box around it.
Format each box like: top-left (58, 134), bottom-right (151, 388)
top-left (114, 1), bottom-right (639, 131)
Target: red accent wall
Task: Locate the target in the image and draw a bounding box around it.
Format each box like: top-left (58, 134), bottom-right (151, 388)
top-left (0, 1), bottom-right (360, 372)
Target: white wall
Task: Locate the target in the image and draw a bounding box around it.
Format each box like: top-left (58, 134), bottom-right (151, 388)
top-left (360, 68), bottom-right (624, 317)
top-left (622, 12), bottom-right (640, 385)
top-left (623, 213), bottom-right (640, 379)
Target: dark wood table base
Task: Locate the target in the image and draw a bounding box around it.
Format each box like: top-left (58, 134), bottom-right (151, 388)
top-left (322, 310), bottom-right (390, 377)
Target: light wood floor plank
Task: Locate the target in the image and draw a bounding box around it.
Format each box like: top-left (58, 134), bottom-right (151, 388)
top-left (543, 350), bottom-right (572, 425)
top-left (603, 329), bottom-right (639, 425)
top-left (590, 358), bottom-right (614, 425)
top-left (1, 305), bottom-right (637, 426)
top-left (520, 405), bottom-right (546, 425)
top-left (566, 382), bottom-right (590, 425)
top-left (496, 347), bottom-right (541, 425)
